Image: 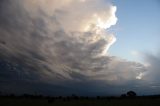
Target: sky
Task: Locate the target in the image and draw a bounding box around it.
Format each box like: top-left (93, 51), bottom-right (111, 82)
top-left (110, 0), bottom-right (160, 62)
top-left (0, 0), bottom-right (160, 96)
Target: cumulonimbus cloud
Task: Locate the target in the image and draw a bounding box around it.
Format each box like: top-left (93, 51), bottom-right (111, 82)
top-left (0, 0), bottom-right (148, 95)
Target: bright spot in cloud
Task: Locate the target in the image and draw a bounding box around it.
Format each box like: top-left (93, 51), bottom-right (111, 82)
top-left (105, 35), bottom-right (117, 54)
top-left (136, 72), bottom-right (144, 79)
top-left (96, 6), bottom-right (117, 29)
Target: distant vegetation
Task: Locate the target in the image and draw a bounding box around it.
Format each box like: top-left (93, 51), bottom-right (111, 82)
top-left (120, 91), bottom-right (137, 98)
top-left (0, 91), bottom-right (160, 106)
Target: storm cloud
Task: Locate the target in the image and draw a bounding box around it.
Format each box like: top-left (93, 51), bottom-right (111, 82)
top-left (0, 0), bottom-right (154, 96)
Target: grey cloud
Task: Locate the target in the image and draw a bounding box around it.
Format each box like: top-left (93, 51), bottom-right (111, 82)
top-left (143, 52), bottom-right (160, 83)
top-left (0, 0), bottom-right (149, 95)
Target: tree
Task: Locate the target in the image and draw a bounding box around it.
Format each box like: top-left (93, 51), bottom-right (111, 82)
top-left (120, 94), bottom-right (127, 98)
top-left (127, 91), bottom-right (137, 97)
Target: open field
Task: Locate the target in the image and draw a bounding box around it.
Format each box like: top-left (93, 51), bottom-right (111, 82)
top-left (1, 96), bottom-right (160, 106)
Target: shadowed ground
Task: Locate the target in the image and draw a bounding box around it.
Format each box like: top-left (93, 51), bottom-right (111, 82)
top-left (0, 96), bottom-right (160, 106)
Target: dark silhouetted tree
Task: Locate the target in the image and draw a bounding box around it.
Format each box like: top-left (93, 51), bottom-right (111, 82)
top-left (58, 96), bottom-right (62, 99)
top-left (97, 96), bottom-right (100, 100)
top-left (71, 94), bottom-right (79, 100)
top-left (120, 94), bottom-right (127, 98)
top-left (127, 91), bottom-right (137, 97)
top-left (9, 93), bottom-right (15, 98)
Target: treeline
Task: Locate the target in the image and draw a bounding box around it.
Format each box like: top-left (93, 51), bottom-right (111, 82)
top-left (0, 91), bottom-right (160, 102)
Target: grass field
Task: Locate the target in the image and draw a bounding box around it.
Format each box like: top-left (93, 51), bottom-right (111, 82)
top-left (1, 97), bottom-right (160, 106)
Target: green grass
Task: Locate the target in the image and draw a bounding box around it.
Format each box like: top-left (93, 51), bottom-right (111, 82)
top-left (0, 97), bottom-right (160, 106)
